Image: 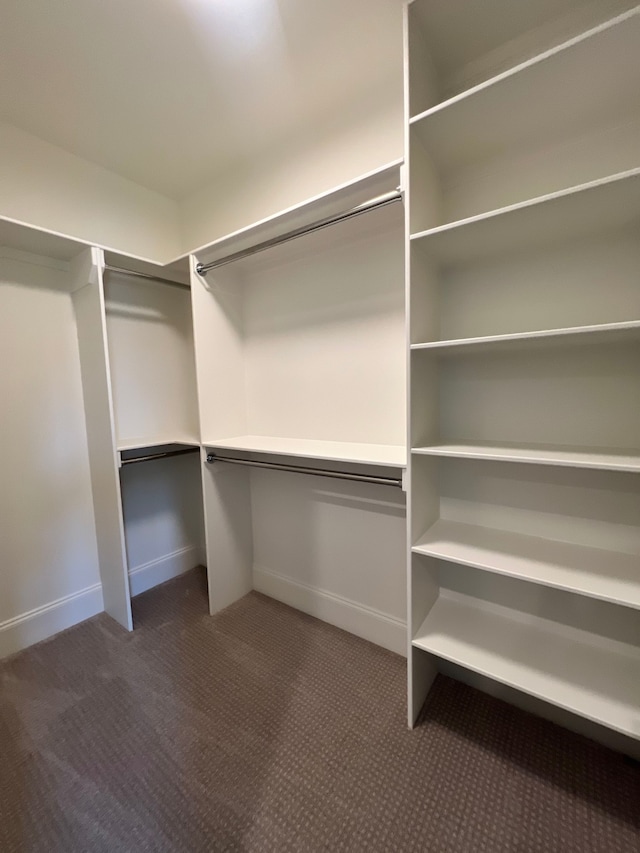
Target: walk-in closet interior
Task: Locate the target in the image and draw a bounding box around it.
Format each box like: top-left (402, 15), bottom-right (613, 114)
top-left (0, 0), bottom-right (638, 760)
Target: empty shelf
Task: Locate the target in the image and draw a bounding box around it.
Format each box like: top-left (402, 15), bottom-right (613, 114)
top-left (413, 519), bottom-right (640, 609)
top-left (412, 442), bottom-right (640, 473)
top-left (410, 169), bottom-right (640, 264)
top-left (413, 591), bottom-right (640, 738)
top-left (117, 436), bottom-right (201, 451)
top-left (411, 320), bottom-right (640, 354)
top-left (204, 435), bottom-right (406, 468)
top-left (411, 9), bottom-right (640, 176)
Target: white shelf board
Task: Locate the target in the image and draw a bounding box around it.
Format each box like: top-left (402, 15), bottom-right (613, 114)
top-left (117, 436), bottom-right (201, 452)
top-left (413, 519), bottom-right (640, 609)
top-left (411, 320), bottom-right (640, 354)
top-left (411, 9), bottom-right (640, 173)
top-left (193, 160), bottom-right (403, 269)
top-left (204, 435), bottom-right (406, 468)
top-left (410, 169), bottom-right (640, 264)
top-left (412, 442), bottom-right (640, 473)
top-left (413, 591), bottom-right (640, 739)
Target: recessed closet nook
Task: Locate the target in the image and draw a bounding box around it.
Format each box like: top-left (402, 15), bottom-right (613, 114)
top-left (1, 0), bottom-right (639, 760)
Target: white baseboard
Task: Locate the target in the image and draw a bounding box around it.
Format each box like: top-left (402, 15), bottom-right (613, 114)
top-left (128, 545), bottom-right (202, 597)
top-left (0, 583), bottom-right (104, 659)
top-left (253, 564), bottom-right (406, 656)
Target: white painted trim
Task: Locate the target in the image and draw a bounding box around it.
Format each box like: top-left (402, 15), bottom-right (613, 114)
top-left (253, 564), bottom-right (406, 656)
top-left (128, 545), bottom-right (202, 597)
top-left (0, 584), bottom-right (104, 660)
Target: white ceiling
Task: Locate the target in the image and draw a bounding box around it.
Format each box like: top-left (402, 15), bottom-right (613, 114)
top-left (0, 0), bottom-right (403, 200)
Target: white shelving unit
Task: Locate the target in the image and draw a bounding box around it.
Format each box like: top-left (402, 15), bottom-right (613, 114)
top-left (409, 2), bottom-right (640, 232)
top-left (189, 165), bottom-right (408, 651)
top-left (410, 9), bottom-right (640, 195)
top-left (101, 263), bottom-right (204, 621)
top-left (405, 0), bottom-right (640, 754)
top-left (413, 590), bottom-right (640, 739)
top-left (410, 168), bottom-right (640, 262)
top-left (413, 519), bottom-right (640, 609)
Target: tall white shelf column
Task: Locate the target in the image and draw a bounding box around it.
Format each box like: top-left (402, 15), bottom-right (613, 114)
top-left (404, 0), bottom-right (640, 754)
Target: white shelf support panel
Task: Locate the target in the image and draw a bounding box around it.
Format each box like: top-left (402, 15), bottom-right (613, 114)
top-left (71, 247), bottom-right (133, 631)
top-left (413, 520), bottom-right (640, 610)
top-left (413, 591), bottom-right (640, 741)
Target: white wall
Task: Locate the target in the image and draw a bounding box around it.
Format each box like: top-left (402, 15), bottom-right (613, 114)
top-left (180, 90), bottom-right (403, 252)
top-left (120, 455), bottom-right (205, 597)
top-left (104, 274), bottom-right (200, 445)
top-left (0, 121), bottom-right (181, 263)
top-left (0, 252), bottom-right (103, 656)
top-left (238, 201), bottom-right (407, 653)
top-left (242, 204), bottom-right (406, 445)
top-left (252, 470), bottom-right (407, 655)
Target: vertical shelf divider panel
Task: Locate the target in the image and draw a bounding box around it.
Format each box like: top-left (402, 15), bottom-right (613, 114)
top-left (71, 247), bottom-right (132, 631)
top-left (189, 254), bottom-right (254, 614)
top-left (404, 3), bottom-right (438, 724)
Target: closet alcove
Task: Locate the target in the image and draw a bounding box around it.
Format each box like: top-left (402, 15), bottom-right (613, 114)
top-left (102, 259), bottom-right (204, 615)
top-left (74, 249), bottom-right (205, 630)
top-left (189, 163), bottom-right (408, 653)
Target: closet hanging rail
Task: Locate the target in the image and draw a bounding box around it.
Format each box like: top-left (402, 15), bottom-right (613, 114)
top-left (121, 447), bottom-right (200, 466)
top-left (104, 265), bottom-right (190, 291)
top-left (206, 453), bottom-right (403, 488)
top-left (195, 188), bottom-right (403, 275)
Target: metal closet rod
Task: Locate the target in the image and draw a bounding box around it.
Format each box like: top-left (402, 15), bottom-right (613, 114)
top-left (121, 447), bottom-right (199, 466)
top-left (104, 264), bottom-right (190, 291)
top-left (206, 453), bottom-right (403, 488)
top-left (196, 188), bottom-right (403, 276)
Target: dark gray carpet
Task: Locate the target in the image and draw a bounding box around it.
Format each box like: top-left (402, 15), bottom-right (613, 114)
top-left (0, 568), bottom-right (638, 852)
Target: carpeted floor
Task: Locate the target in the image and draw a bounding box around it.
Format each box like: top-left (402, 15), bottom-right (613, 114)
top-left (0, 568), bottom-right (638, 852)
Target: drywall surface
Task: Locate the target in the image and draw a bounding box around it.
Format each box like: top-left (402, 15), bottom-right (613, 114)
top-left (242, 206), bottom-right (406, 445)
top-left (0, 121), bottom-right (181, 263)
top-left (251, 469), bottom-right (407, 655)
top-left (0, 253), bottom-right (102, 655)
top-left (180, 91), bottom-right (403, 252)
top-left (104, 273), bottom-right (200, 445)
top-left (120, 454), bottom-right (205, 596)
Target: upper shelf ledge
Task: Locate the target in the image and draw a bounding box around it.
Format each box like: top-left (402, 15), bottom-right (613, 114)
top-left (191, 160), bottom-right (403, 272)
top-left (204, 435), bottom-right (406, 468)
